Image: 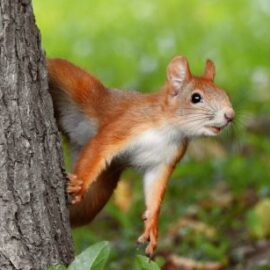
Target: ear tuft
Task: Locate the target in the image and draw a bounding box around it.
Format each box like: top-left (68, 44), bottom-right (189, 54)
top-left (204, 59), bottom-right (215, 81)
top-left (167, 56), bottom-right (191, 95)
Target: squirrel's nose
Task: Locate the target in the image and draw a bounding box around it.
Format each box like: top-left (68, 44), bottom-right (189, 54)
top-left (224, 108), bottom-right (235, 122)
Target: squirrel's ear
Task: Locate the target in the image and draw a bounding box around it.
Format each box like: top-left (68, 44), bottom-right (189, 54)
top-left (203, 59), bottom-right (215, 81)
top-left (167, 56), bottom-right (191, 96)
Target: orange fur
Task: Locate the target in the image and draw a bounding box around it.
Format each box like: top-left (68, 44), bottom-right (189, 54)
top-left (47, 56), bottom-right (234, 255)
top-left (69, 160), bottom-right (123, 226)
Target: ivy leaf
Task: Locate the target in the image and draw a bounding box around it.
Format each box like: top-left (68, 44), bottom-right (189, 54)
top-left (68, 241), bottom-right (111, 270)
top-left (133, 255), bottom-right (160, 270)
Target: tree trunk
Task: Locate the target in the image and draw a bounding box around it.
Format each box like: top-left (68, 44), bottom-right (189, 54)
top-left (0, 1), bottom-right (74, 269)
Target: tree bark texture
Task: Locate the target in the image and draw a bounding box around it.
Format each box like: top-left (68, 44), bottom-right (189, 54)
top-left (0, 0), bottom-right (74, 269)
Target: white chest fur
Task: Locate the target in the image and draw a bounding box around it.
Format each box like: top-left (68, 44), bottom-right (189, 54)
top-left (125, 125), bottom-right (185, 170)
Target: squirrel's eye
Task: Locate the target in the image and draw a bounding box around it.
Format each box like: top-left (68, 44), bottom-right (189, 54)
top-left (191, 93), bottom-right (202, 104)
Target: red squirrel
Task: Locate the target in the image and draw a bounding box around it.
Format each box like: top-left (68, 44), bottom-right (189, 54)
top-left (47, 56), bottom-right (235, 255)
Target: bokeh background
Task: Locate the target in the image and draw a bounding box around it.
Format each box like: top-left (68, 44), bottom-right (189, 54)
top-left (33, 0), bottom-right (270, 269)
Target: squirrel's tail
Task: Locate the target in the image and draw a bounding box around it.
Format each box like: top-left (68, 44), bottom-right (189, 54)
top-left (47, 58), bottom-right (106, 105)
top-left (69, 161), bottom-right (123, 227)
top-left (47, 58), bottom-right (121, 227)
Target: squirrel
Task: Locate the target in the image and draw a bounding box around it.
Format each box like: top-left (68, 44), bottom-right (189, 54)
top-left (47, 56), bottom-right (235, 256)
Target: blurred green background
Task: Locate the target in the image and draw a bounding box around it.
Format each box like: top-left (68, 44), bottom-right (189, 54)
top-left (33, 0), bottom-right (270, 269)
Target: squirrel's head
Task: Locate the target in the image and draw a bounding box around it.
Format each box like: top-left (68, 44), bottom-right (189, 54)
top-left (166, 56), bottom-right (235, 137)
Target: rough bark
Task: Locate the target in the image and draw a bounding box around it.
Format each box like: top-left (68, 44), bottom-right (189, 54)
top-left (0, 0), bottom-right (74, 269)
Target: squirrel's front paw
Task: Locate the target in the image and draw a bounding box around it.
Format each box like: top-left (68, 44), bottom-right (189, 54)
top-left (67, 173), bottom-right (84, 204)
top-left (137, 217), bottom-right (158, 257)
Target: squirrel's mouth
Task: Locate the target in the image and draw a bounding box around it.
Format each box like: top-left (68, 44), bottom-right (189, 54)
top-left (206, 126), bottom-right (222, 134)
top-left (206, 116), bottom-right (233, 134)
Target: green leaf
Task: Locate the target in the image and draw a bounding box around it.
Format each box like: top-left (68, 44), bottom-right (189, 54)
top-left (133, 255), bottom-right (160, 270)
top-left (247, 198), bottom-right (270, 239)
top-left (49, 266), bottom-right (67, 270)
top-left (68, 241), bottom-right (111, 270)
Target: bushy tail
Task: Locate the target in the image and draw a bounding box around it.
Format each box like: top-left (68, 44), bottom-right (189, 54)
top-left (47, 58), bottom-right (106, 105)
top-left (47, 58), bottom-right (119, 227)
top-left (69, 161), bottom-right (123, 227)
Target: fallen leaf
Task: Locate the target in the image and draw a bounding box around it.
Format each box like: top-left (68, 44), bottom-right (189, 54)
top-left (162, 255), bottom-right (224, 270)
top-left (199, 182), bottom-right (234, 209)
top-left (168, 217), bottom-right (216, 239)
top-left (113, 179), bottom-right (133, 212)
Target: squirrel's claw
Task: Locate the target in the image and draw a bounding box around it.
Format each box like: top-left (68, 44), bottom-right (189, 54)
top-left (71, 194), bottom-right (83, 204)
top-left (67, 173), bottom-right (84, 204)
top-left (137, 233), bottom-right (150, 244)
top-left (137, 216), bottom-right (158, 257)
